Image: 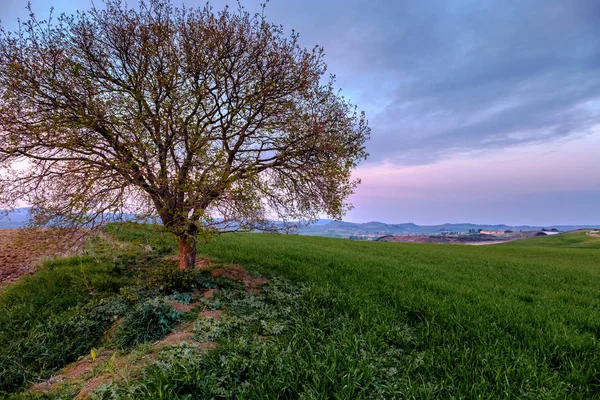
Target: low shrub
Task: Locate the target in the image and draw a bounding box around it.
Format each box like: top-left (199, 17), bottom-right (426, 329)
top-left (147, 263), bottom-right (202, 294)
top-left (113, 298), bottom-right (181, 349)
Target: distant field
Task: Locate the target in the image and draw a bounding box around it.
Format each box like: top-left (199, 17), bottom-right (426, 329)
top-left (2, 226), bottom-right (599, 398)
top-left (504, 230), bottom-right (600, 249)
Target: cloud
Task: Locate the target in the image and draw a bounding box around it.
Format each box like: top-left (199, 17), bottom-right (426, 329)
top-left (361, 0), bottom-right (600, 165)
top-left (259, 0), bottom-right (600, 166)
top-left (5, 1), bottom-right (598, 168)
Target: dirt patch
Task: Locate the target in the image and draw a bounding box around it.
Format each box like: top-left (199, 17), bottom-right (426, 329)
top-left (72, 327), bottom-right (218, 399)
top-left (29, 351), bottom-right (112, 393)
top-left (0, 228), bottom-right (84, 287)
top-left (200, 309), bottom-right (222, 320)
top-left (29, 375), bottom-right (70, 393)
top-left (155, 328), bottom-right (217, 350)
top-left (195, 258), bottom-right (211, 269)
top-left (211, 264), bottom-right (248, 280)
top-left (74, 351), bottom-right (145, 399)
top-left (168, 299), bottom-right (202, 313)
top-left (156, 330), bottom-right (197, 347)
top-left (211, 265), bottom-right (269, 292)
top-left (245, 276), bottom-right (270, 293)
top-left (168, 288), bottom-right (216, 312)
top-left (76, 375), bottom-right (111, 399)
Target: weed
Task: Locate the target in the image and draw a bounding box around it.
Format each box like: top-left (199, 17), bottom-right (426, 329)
top-left (147, 263), bottom-right (202, 294)
top-left (113, 298), bottom-right (181, 349)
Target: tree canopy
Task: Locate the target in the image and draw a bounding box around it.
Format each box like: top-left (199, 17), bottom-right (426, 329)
top-left (0, 0), bottom-right (370, 268)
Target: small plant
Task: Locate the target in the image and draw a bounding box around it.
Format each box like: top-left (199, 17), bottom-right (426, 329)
top-left (193, 314), bottom-right (240, 342)
top-left (113, 298), bottom-right (182, 349)
top-left (147, 262), bottom-right (201, 294)
top-left (118, 285), bottom-right (148, 305)
top-left (169, 291), bottom-right (194, 305)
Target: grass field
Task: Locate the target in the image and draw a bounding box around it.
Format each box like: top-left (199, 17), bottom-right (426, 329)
top-left (211, 233), bottom-right (600, 398)
top-left (1, 225), bottom-right (599, 398)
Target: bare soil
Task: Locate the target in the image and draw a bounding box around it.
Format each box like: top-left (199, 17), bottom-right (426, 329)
top-left (168, 299), bottom-right (202, 313)
top-left (29, 350), bottom-right (113, 393)
top-left (211, 264), bottom-right (269, 292)
top-left (200, 309), bottom-right (223, 319)
top-left (0, 229), bottom-right (84, 287)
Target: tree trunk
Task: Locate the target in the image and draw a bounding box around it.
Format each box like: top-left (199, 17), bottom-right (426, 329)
top-left (177, 234), bottom-right (197, 270)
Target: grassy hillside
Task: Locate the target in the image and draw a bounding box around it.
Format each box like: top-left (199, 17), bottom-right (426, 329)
top-left (108, 225), bottom-right (600, 399)
top-left (504, 231), bottom-right (600, 249)
top-left (2, 225), bottom-right (600, 399)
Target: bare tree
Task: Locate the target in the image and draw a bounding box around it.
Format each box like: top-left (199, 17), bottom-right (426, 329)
top-left (0, 0), bottom-right (369, 269)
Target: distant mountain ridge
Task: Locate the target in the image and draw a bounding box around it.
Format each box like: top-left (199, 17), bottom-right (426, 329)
top-left (0, 208), bottom-right (31, 228)
top-left (298, 220), bottom-right (599, 238)
top-left (1, 209), bottom-right (597, 238)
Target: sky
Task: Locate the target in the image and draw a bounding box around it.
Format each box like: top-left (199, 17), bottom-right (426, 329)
top-left (1, 0), bottom-right (599, 225)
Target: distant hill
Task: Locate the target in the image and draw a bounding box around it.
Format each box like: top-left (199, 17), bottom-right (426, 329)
top-left (503, 230), bottom-right (600, 249)
top-left (0, 208), bottom-right (140, 229)
top-left (298, 220), bottom-right (600, 239)
top-left (0, 208), bottom-right (31, 228)
top-left (1, 209), bottom-right (597, 238)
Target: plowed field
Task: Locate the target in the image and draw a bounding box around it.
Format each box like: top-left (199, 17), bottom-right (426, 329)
top-left (0, 229), bottom-right (82, 286)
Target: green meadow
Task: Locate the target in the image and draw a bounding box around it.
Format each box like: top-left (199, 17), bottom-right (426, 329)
top-left (1, 225), bottom-right (599, 399)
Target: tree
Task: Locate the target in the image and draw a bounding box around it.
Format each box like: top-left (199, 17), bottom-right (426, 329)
top-left (0, 0), bottom-right (369, 269)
